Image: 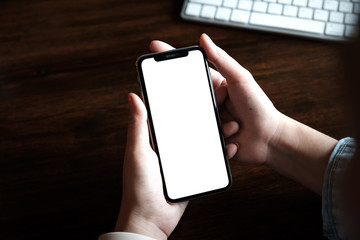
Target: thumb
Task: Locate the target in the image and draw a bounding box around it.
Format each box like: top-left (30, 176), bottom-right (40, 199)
top-left (200, 33), bottom-right (252, 85)
top-left (126, 93), bottom-right (150, 151)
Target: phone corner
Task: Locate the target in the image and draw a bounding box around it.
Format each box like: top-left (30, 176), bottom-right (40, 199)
top-left (224, 176), bottom-right (233, 191)
top-left (135, 55), bottom-right (146, 68)
top-left (164, 193), bottom-right (181, 203)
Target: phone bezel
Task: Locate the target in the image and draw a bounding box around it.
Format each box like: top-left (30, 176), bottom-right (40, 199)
top-left (136, 46), bottom-right (232, 203)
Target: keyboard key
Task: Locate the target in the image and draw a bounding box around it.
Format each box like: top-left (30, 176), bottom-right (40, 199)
top-left (215, 7), bottom-right (232, 20)
top-left (345, 25), bottom-right (359, 37)
top-left (250, 12), bottom-right (325, 34)
top-left (298, 7), bottom-right (314, 18)
top-left (308, 0), bottom-right (323, 9)
top-left (238, 0), bottom-right (253, 10)
top-left (200, 5), bottom-right (217, 18)
top-left (314, 9), bottom-right (329, 21)
top-left (283, 5), bottom-right (298, 16)
top-left (230, 9), bottom-right (251, 22)
top-left (325, 22), bottom-right (345, 35)
top-left (190, 0), bottom-right (222, 6)
top-left (339, 2), bottom-right (353, 12)
top-left (268, 3), bottom-right (283, 14)
top-left (253, 2), bottom-right (268, 12)
top-left (345, 13), bottom-right (359, 24)
top-left (223, 0), bottom-right (238, 8)
top-left (354, 3), bottom-right (360, 13)
top-left (293, 0), bottom-right (308, 6)
top-left (329, 11), bottom-right (344, 22)
top-left (185, 3), bottom-right (202, 16)
top-left (278, 0), bottom-right (292, 4)
top-left (324, 0), bottom-right (339, 10)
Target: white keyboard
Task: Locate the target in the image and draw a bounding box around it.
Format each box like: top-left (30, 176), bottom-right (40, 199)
top-left (181, 0), bottom-right (360, 41)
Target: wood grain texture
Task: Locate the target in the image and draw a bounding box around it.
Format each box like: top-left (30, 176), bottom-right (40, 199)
top-left (0, 0), bottom-right (348, 239)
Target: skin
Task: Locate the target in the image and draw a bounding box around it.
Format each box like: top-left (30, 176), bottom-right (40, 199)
top-left (114, 93), bottom-right (187, 240)
top-left (115, 34), bottom-right (338, 239)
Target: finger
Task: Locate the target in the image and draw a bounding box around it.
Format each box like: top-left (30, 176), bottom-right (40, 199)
top-left (214, 85), bottom-right (228, 106)
top-left (209, 67), bottom-right (226, 89)
top-left (149, 40), bottom-right (174, 53)
top-left (226, 143), bottom-right (238, 159)
top-left (126, 93), bottom-right (150, 151)
top-left (219, 107), bottom-right (233, 124)
top-left (222, 121), bottom-right (240, 138)
top-left (200, 33), bottom-right (253, 85)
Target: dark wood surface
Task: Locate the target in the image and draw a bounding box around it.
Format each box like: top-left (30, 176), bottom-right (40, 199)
top-left (0, 1), bottom-right (349, 239)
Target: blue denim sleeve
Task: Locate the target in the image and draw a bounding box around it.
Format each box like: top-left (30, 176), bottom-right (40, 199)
top-left (322, 137), bottom-right (356, 240)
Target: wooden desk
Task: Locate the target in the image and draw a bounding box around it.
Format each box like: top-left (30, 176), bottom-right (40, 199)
top-left (0, 1), bottom-right (348, 239)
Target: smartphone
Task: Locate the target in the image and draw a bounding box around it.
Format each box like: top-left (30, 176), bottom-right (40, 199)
top-left (136, 46), bottom-right (231, 202)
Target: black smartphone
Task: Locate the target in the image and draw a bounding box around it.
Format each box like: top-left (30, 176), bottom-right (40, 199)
top-left (136, 46), bottom-right (231, 202)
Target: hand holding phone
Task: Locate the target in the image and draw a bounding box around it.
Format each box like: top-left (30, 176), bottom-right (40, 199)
top-left (115, 93), bottom-right (188, 240)
top-left (136, 46), bottom-right (232, 202)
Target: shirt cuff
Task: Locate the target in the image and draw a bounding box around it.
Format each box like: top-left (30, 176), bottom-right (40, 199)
top-left (322, 137), bottom-right (356, 240)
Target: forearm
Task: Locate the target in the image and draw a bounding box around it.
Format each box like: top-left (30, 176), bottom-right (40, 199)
top-left (266, 113), bottom-right (338, 195)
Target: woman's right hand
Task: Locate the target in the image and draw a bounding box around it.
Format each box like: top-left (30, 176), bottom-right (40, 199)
top-left (199, 33), bottom-right (282, 165)
top-left (151, 34), bottom-right (337, 194)
top-left (150, 34), bottom-right (282, 165)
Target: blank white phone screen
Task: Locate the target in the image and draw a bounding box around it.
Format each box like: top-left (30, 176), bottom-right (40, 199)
top-left (141, 49), bottom-right (229, 200)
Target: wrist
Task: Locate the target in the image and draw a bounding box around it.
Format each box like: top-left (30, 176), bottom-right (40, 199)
top-left (115, 207), bottom-right (168, 240)
top-left (264, 113), bottom-right (337, 194)
top-left (265, 113), bottom-right (296, 168)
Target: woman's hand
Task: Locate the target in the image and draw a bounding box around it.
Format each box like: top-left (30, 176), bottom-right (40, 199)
top-left (150, 34), bottom-right (337, 194)
top-left (150, 34), bottom-right (281, 165)
top-left (199, 34), bottom-right (282, 164)
top-left (115, 93), bottom-right (187, 240)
